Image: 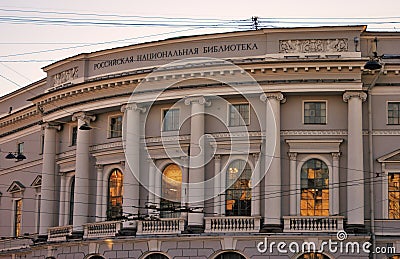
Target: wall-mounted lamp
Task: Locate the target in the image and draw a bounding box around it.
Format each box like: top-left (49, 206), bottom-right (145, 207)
top-left (5, 152), bottom-right (26, 160)
top-left (79, 123), bottom-right (92, 130)
top-left (364, 37), bottom-right (382, 71)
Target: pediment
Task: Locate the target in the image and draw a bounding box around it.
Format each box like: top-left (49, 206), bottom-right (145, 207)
top-left (30, 175), bottom-right (42, 187)
top-left (377, 149), bottom-right (400, 163)
top-left (7, 181), bottom-right (25, 193)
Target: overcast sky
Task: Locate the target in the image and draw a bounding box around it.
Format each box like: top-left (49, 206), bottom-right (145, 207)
top-left (1, 0), bottom-right (400, 97)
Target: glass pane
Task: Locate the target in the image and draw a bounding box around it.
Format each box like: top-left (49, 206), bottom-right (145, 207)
top-left (225, 160), bottom-right (251, 216)
top-left (108, 169), bottom-right (123, 219)
top-left (389, 173), bottom-right (400, 219)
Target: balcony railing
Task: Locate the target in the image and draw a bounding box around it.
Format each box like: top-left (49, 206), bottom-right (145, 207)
top-left (48, 225), bottom-right (73, 242)
top-left (83, 221), bottom-right (122, 239)
top-left (137, 218), bottom-right (185, 235)
top-left (283, 216), bottom-right (344, 232)
top-left (204, 216), bottom-right (261, 233)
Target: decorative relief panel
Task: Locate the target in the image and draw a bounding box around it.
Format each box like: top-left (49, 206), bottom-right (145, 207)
top-left (279, 39), bottom-right (348, 53)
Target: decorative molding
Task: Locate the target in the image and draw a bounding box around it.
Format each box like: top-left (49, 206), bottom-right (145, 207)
top-left (42, 122), bottom-right (62, 131)
top-left (279, 39), bottom-right (348, 53)
top-left (7, 181), bottom-right (25, 193)
top-left (332, 152), bottom-right (341, 160)
top-left (280, 130), bottom-right (348, 136)
top-left (260, 92), bottom-right (286, 103)
top-left (184, 96), bottom-right (211, 106)
top-left (30, 175), bottom-right (42, 188)
top-left (90, 141), bottom-right (123, 152)
top-left (122, 103), bottom-right (146, 113)
top-left (145, 135), bottom-right (190, 143)
top-left (288, 152), bottom-right (297, 160)
top-left (373, 130), bottom-right (400, 136)
top-left (71, 112), bottom-right (96, 124)
top-left (343, 91), bottom-right (367, 102)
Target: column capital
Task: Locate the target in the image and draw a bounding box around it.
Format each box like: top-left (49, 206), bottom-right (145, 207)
top-left (343, 91), bottom-right (367, 102)
top-left (260, 92), bottom-right (286, 103)
top-left (252, 153), bottom-right (260, 159)
top-left (332, 152), bottom-right (341, 160)
top-left (184, 96), bottom-right (211, 106)
top-left (42, 122), bottom-right (61, 131)
top-left (95, 164), bottom-right (104, 170)
top-left (72, 112), bottom-right (96, 124)
top-left (288, 152), bottom-right (297, 160)
top-left (214, 154), bottom-right (221, 161)
top-left (121, 103), bottom-right (146, 113)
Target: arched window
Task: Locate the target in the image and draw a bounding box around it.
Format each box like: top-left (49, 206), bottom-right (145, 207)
top-left (301, 159), bottom-right (329, 216)
top-left (225, 160), bottom-right (251, 216)
top-left (160, 164), bottom-right (182, 218)
top-left (144, 253), bottom-right (169, 259)
top-left (68, 176), bottom-right (75, 225)
top-left (107, 169), bottom-right (123, 220)
top-left (298, 252), bottom-right (330, 259)
top-left (215, 251), bottom-right (246, 259)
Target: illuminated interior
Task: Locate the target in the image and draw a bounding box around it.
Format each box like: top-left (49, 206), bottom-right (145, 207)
top-left (389, 173), bottom-right (400, 219)
top-left (108, 169), bottom-right (123, 220)
top-left (161, 164), bottom-right (182, 218)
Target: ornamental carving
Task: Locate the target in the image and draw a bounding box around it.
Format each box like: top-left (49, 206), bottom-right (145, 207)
top-left (279, 39), bottom-right (348, 53)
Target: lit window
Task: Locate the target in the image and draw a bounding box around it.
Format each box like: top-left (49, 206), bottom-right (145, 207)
top-left (14, 199), bottom-right (22, 236)
top-left (71, 126), bottom-right (78, 146)
top-left (300, 159), bottom-right (329, 216)
top-left (163, 109), bottom-right (180, 131)
top-left (304, 102), bottom-right (326, 124)
top-left (69, 176), bottom-right (75, 225)
top-left (388, 102), bottom-right (400, 125)
top-left (225, 160), bottom-right (251, 216)
top-left (107, 169), bottom-right (123, 220)
top-left (110, 116), bottom-right (122, 138)
top-left (160, 164), bottom-right (182, 218)
top-left (229, 103), bottom-right (250, 126)
top-left (298, 253), bottom-right (330, 259)
top-left (389, 173), bottom-right (400, 219)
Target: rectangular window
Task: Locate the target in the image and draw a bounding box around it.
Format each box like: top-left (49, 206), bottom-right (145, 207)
top-left (304, 101), bottom-right (327, 124)
top-left (110, 115), bottom-right (123, 138)
top-left (14, 199), bottom-right (22, 236)
top-left (163, 109), bottom-right (180, 131)
top-left (388, 102), bottom-right (400, 125)
top-left (71, 126), bottom-right (77, 146)
top-left (229, 103), bottom-right (250, 126)
top-left (389, 173), bottom-right (400, 219)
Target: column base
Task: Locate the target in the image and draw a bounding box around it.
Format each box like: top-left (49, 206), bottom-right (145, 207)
top-left (345, 224), bottom-right (367, 234)
top-left (260, 224), bottom-right (283, 233)
top-left (33, 235), bottom-right (48, 244)
top-left (183, 225), bottom-right (204, 234)
top-left (69, 231), bottom-right (84, 240)
top-left (119, 227), bottom-right (136, 236)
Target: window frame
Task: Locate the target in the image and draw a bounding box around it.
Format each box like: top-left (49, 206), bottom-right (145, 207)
top-left (13, 198), bottom-right (23, 237)
top-left (107, 169), bottom-right (123, 220)
top-left (387, 101), bottom-right (400, 125)
top-left (302, 100), bottom-right (328, 125)
top-left (108, 114), bottom-right (123, 138)
top-left (70, 125), bottom-right (78, 146)
top-left (228, 102), bottom-right (250, 127)
top-left (160, 164), bottom-right (182, 219)
top-left (300, 158), bottom-right (330, 216)
top-left (225, 159), bottom-right (252, 217)
top-left (161, 108), bottom-right (180, 132)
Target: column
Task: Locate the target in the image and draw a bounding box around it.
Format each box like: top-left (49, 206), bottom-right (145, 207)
top-left (147, 159), bottom-right (156, 206)
top-left (95, 165), bottom-right (103, 222)
top-left (181, 157), bottom-right (189, 220)
top-left (213, 155), bottom-right (221, 216)
top-left (332, 153), bottom-right (340, 216)
top-left (72, 112), bottom-right (95, 231)
top-left (39, 123), bottom-right (60, 235)
top-left (59, 174), bottom-right (66, 226)
top-left (343, 91), bottom-right (367, 225)
top-left (122, 103), bottom-right (145, 226)
top-left (260, 92), bottom-right (285, 227)
top-left (251, 153), bottom-right (261, 216)
top-left (184, 96), bottom-right (210, 229)
top-left (288, 152), bottom-right (297, 216)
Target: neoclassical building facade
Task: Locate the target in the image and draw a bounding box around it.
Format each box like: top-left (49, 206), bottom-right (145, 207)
top-left (0, 25), bottom-right (400, 258)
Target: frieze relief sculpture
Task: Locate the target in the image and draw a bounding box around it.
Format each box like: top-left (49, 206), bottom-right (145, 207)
top-left (279, 39), bottom-right (348, 53)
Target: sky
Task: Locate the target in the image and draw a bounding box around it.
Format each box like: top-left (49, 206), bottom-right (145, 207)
top-left (1, 0), bottom-right (400, 97)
